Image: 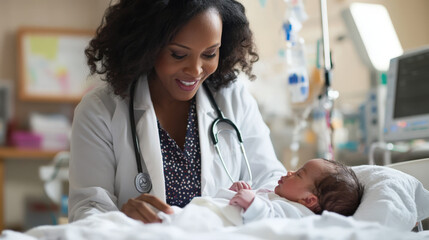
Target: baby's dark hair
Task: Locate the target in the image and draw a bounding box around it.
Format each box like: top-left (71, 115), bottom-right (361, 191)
top-left (313, 159), bottom-right (364, 216)
top-left (85, 0), bottom-right (259, 98)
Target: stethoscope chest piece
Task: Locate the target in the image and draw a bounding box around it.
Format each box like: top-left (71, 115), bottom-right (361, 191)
top-left (135, 172), bottom-right (152, 193)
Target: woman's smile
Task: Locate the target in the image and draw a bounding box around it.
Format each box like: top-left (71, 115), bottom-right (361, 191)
top-left (176, 79), bottom-right (200, 91)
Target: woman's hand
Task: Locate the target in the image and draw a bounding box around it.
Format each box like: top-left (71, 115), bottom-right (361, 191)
top-left (229, 181), bottom-right (252, 192)
top-left (229, 189), bottom-right (255, 211)
top-left (121, 193), bottom-right (173, 223)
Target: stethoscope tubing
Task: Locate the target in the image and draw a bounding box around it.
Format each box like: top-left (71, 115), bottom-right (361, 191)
top-left (129, 80), bottom-right (143, 173)
top-left (203, 82), bottom-right (253, 185)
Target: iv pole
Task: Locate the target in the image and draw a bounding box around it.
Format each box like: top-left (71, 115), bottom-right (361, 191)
top-left (320, 0), bottom-right (332, 77)
top-left (319, 0), bottom-right (338, 160)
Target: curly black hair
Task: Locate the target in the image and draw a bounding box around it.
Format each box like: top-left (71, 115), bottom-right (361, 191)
top-left (85, 0), bottom-right (259, 98)
top-left (313, 159), bottom-right (364, 216)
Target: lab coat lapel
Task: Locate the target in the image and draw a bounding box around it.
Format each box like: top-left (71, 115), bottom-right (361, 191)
top-left (133, 76), bottom-right (166, 202)
top-left (196, 85), bottom-right (217, 196)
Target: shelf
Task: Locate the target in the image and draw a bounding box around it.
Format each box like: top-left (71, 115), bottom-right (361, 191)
top-left (0, 146), bottom-right (64, 231)
top-left (0, 147), bottom-right (60, 159)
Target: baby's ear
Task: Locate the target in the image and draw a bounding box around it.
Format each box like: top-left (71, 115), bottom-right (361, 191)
top-left (298, 194), bottom-right (320, 212)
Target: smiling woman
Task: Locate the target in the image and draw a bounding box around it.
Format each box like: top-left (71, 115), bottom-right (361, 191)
top-left (69, 0), bottom-right (286, 224)
top-left (149, 9), bottom-right (223, 141)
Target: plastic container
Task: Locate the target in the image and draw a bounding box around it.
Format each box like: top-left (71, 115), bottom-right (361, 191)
top-left (284, 22), bottom-right (309, 105)
top-left (11, 131), bottom-right (42, 149)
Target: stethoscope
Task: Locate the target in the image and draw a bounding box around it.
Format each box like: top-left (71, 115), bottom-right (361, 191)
top-left (129, 80), bottom-right (253, 193)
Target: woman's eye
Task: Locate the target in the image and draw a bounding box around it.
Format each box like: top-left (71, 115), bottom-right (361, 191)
top-left (171, 52), bottom-right (186, 60)
top-left (203, 53), bottom-right (217, 59)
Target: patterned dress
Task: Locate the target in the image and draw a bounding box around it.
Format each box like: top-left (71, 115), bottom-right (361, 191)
top-left (158, 98), bottom-right (201, 207)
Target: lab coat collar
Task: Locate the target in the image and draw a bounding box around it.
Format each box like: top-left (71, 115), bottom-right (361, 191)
top-left (196, 83), bottom-right (217, 196)
top-left (196, 82), bottom-right (216, 117)
top-left (133, 75), bottom-right (152, 110)
top-left (132, 75), bottom-right (165, 201)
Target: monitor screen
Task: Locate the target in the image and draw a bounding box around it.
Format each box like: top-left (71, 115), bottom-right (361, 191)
top-left (384, 46), bottom-right (429, 142)
top-left (394, 52), bottom-right (429, 118)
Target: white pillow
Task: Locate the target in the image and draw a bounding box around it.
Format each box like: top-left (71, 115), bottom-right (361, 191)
top-left (352, 165), bottom-right (429, 231)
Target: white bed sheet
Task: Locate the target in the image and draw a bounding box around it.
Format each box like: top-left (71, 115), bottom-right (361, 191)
top-left (2, 210), bottom-right (429, 240)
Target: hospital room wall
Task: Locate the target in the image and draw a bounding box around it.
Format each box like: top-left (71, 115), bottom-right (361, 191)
top-left (0, 0), bottom-right (110, 230)
top-left (0, 0), bottom-right (428, 230)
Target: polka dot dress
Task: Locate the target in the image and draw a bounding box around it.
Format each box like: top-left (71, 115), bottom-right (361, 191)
top-left (158, 98), bottom-right (201, 207)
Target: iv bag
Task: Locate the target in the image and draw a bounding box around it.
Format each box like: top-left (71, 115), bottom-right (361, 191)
top-left (285, 25), bottom-right (309, 105)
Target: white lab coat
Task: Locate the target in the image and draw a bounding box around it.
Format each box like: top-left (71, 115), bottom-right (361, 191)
top-left (68, 75), bottom-right (286, 222)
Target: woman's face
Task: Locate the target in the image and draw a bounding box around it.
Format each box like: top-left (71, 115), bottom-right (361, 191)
top-left (151, 8), bottom-right (222, 103)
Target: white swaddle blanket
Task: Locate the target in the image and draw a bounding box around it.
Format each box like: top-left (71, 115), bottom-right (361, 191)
top-left (158, 188), bottom-right (243, 229)
top-left (158, 188), bottom-right (313, 230)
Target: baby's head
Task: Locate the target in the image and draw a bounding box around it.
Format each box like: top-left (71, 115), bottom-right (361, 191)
top-left (275, 158), bottom-right (364, 216)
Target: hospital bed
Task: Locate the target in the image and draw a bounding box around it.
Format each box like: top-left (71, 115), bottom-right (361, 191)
top-left (388, 158), bottom-right (429, 190)
top-left (388, 158), bottom-right (429, 231)
top-left (1, 159), bottom-right (429, 240)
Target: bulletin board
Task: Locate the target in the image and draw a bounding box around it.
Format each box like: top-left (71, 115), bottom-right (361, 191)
top-left (17, 27), bottom-right (94, 102)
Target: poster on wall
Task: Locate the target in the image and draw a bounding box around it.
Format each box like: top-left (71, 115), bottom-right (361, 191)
top-left (17, 27), bottom-right (94, 102)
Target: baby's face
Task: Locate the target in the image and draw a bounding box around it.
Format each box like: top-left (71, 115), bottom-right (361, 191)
top-left (274, 159), bottom-right (331, 201)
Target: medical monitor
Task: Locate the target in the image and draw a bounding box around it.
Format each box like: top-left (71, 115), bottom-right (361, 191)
top-left (384, 45), bottom-right (429, 142)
